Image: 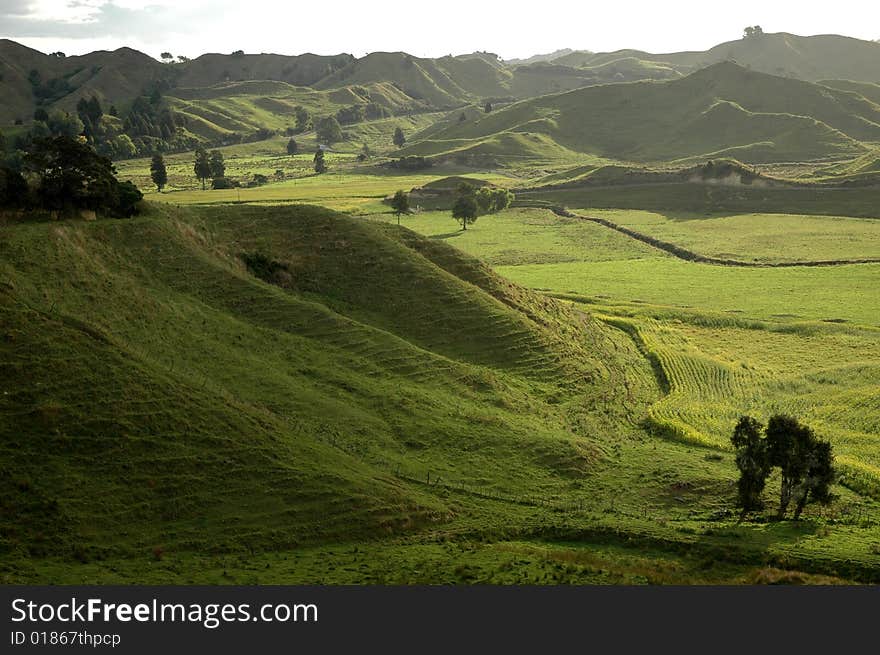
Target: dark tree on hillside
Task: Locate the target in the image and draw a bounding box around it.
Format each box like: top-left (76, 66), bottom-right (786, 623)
top-left (313, 149), bottom-right (327, 174)
top-left (458, 112), bottom-right (467, 123)
top-left (393, 127), bottom-right (406, 148)
top-left (0, 166), bottom-right (29, 208)
top-left (294, 105), bottom-right (311, 132)
top-left (484, 101), bottom-right (493, 113)
top-left (161, 52), bottom-right (174, 62)
top-left (287, 138), bottom-right (298, 155)
top-left (23, 135), bottom-right (142, 216)
top-left (46, 110), bottom-right (84, 139)
top-left (792, 438), bottom-right (834, 520)
top-left (150, 154), bottom-right (168, 192)
top-left (730, 416), bottom-right (772, 514)
top-left (33, 108), bottom-right (49, 122)
top-left (390, 189), bottom-right (409, 225)
top-left (76, 96), bottom-right (103, 138)
top-left (766, 415), bottom-right (813, 519)
top-left (0, 129), bottom-right (5, 153)
top-left (315, 116), bottom-right (343, 144)
top-left (193, 147), bottom-right (212, 190)
top-left (762, 414), bottom-right (834, 519)
top-left (109, 105), bottom-right (118, 117)
top-left (743, 25), bottom-right (764, 39)
top-left (209, 150), bottom-right (225, 179)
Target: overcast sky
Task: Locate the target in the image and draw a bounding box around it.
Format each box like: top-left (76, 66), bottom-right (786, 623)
top-left (1, 0), bottom-right (878, 61)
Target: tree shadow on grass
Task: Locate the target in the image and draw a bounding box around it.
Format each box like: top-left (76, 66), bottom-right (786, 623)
top-left (428, 231), bottom-right (464, 240)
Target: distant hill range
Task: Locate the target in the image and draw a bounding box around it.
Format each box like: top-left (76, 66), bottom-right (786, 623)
top-left (553, 32), bottom-right (880, 83)
top-left (399, 61), bottom-right (880, 164)
top-left (2, 32), bottom-right (879, 124)
top-left (1, 32), bottom-right (879, 165)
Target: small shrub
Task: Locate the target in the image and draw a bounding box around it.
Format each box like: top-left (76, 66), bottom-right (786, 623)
top-left (211, 177), bottom-right (238, 189)
top-left (240, 252), bottom-right (288, 284)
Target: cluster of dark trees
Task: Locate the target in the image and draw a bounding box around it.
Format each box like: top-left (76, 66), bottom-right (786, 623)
top-left (315, 116), bottom-right (343, 145)
top-left (191, 147), bottom-right (229, 189)
top-left (0, 135), bottom-right (141, 217)
top-left (387, 156), bottom-right (432, 171)
top-left (18, 75), bottom-right (196, 160)
top-left (336, 102), bottom-right (389, 125)
top-left (731, 415), bottom-right (834, 520)
top-left (452, 182), bottom-right (514, 230)
top-left (743, 25), bottom-right (764, 39)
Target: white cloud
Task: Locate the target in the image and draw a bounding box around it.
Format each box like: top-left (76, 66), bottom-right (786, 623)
top-left (1, 0), bottom-right (879, 60)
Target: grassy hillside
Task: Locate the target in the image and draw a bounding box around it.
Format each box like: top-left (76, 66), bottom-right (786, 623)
top-left (166, 80), bottom-right (427, 140)
top-left (822, 80), bottom-right (880, 106)
top-left (0, 40), bottom-right (170, 124)
top-left (0, 203), bottom-right (645, 567)
top-left (401, 62), bottom-right (877, 164)
top-left (314, 52), bottom-right (473, 107)
top-left (175, 52), bottom-right (354, 88)
top-left (371, 207), bottom-right (880, 500)
top-left (3, 197), bottom-right (879, 583)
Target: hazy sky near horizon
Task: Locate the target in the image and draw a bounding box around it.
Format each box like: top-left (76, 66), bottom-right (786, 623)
top-left (1, 0), bottom-right (878, 60)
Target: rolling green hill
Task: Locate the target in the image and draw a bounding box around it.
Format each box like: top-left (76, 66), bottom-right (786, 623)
top-left (166, 80), bottom-right (428, 140)
top-left (0, 203), bottom-right (643, 563)
top-left (175, 52), bottom-right (354, 88)
top-left (399, 62), bottom-right (878, 164)
top-left (0, 39), bottom-right (171, 124)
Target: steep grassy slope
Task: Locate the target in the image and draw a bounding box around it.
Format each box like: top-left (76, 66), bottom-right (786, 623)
top-left (0, 40), bottom-right (170, 123)
top-left (166, 80), bottom-right (426, 139)
top-left (0, 204), bottom-right (644, 563)
top-left (822, 80), bottom-right (880, 106)
top-left (401, 63), bottom-right (877, 163)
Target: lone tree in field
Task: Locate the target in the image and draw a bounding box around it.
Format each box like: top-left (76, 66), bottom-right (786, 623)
top-left (452, 185), bottom-right (478, 231)
top-left (730, 414), bottom-right (834, 520)
top-left (390, 190), bottom-right (409, 225)
top-left (313, 148), bottom-right (327, 174)
top-left (208, 150), bottom-right (225, 179)
top-left (730, 416), bottom-right (771, 515)
top-left (393, 127), bottom-right (406, 148)
top-left (484, 101), bottom-right (493, 113)
top-left (150, 154), bottom-right (168, 192)
top-left (193, 147), bottom-right (212, 190)
top-left (286, 138), bottom-right (298, 155)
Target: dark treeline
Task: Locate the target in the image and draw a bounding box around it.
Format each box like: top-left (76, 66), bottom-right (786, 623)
top-left (0, 134), bottom-right (142, 218)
